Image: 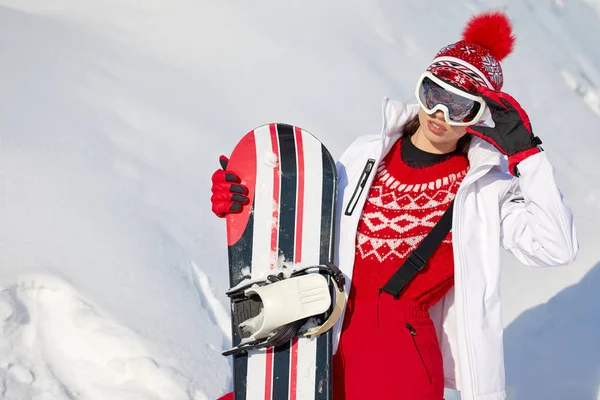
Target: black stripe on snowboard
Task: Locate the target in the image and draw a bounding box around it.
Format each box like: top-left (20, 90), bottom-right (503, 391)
top-left (272, 124), bottom-right (298, 399)
top-left (229, 196), bottom-right (256, 400)
top-left (315, 144), bottom-right (336, 400)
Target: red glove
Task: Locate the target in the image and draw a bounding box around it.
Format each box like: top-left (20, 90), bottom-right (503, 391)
top-left (211, 155), bottom-right (249, 218)
top-left (466, 87), bottom-right (543, 176)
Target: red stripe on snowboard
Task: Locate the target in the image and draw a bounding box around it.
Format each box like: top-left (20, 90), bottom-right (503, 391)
top-left (294, 127), bottom-right (305, 264)
top-left (290, 337), bottom-right (299, 400)
top-left (265, 347), bottom-right (274, 400)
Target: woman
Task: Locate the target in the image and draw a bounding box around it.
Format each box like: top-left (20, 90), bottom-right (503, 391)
top-left (212, 11), bottom-right (578, 400)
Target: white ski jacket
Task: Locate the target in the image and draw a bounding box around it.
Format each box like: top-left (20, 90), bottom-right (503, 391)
top-left (332, 98), bottom-right (578, 400)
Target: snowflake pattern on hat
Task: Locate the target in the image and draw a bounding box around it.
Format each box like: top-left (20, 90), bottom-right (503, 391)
top-left (428, 40), bottom-right (504, 92)
top-left (481, 55), bottom-right (503, 87)
top-left (460, 45), bottom-right (476, 55)
top-left (438, 43), bottom-right (457, 53)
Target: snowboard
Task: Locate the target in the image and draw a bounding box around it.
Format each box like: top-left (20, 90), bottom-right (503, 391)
top-left (224, 123), bottom-right (337, 400)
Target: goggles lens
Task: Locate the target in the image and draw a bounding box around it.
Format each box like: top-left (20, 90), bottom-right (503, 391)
top-left (418, 77), bottom-right (481, 123)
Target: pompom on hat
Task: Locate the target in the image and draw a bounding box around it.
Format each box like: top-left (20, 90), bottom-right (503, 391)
top-left (427, 11), bottom-right (516, 93)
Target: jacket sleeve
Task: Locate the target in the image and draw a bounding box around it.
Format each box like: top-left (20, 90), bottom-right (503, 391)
top-left (500, 152), bottom-right (579, 266)
top-left (335, 145), bottom-right (352, 191)
top-left (335, 136), bottom-right (368, 194)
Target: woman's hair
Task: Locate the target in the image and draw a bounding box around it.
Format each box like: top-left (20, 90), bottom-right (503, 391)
top-left (402, 113), bottom-right (472, 156)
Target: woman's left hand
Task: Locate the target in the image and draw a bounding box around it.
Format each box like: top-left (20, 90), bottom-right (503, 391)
top-left (466, 87), bottom-right (543, 176)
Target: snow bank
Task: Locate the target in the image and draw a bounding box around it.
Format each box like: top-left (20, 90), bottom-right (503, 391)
top-left (0, 273), bottom-right (207, 400)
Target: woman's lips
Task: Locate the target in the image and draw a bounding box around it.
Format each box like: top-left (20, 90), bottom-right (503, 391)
top-left (428, 119), bottom-right (447, 135)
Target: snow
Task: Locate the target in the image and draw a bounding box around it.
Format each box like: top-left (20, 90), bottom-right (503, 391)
top-left (584, 0), bottom-right (600, 17)
top-left (300, 317), bottom-right (323, 333)
top-left (0, 0), bottom-right (599, 399)
top-left (263, 152), bottom-right (278, 168)
top-left (239, 309), bottom-right (264, 339)
top-left (0, 274), bottom-right (206, 400)
top-left (226, 261), bottom-right (315, 294)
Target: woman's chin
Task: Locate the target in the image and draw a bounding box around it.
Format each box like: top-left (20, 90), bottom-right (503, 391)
top-left (423, 129), bottom-right (449, 143)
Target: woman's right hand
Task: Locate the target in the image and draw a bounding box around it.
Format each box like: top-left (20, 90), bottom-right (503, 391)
top-left (211, 155), bottom-right (249, 218)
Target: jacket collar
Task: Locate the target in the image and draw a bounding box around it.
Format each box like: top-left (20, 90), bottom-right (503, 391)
top-left (380, 97), bottom-right (503, 171)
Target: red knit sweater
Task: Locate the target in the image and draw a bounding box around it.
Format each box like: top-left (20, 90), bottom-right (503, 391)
top-left (350, 137), bottom-right (470, 309)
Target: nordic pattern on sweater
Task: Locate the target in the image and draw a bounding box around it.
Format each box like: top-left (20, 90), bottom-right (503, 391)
top-left (351, 138), bottom-right (470, 308)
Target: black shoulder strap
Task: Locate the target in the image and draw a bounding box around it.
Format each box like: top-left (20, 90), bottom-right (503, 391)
top-left (379, 201), bottom-right (454, 299)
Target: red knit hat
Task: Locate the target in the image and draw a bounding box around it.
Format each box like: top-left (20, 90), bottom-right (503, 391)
top-left (427, 11), bottom-right (516, 93)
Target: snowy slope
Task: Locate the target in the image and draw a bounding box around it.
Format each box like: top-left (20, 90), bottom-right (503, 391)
top-left (0, 0), bottom-right (599, 399)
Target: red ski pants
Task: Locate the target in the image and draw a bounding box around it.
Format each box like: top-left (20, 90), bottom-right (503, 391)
top-left (217, 297), bottom-right (444, 400)
top-left (332, 296), bottom-right (445, 400)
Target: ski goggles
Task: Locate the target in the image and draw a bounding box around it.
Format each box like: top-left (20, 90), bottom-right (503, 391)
top-left (415, 71), bottom-right (487, 126)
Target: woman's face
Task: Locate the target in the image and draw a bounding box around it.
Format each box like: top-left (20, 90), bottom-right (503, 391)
top-left (414, 106), bottom-right (470, 153)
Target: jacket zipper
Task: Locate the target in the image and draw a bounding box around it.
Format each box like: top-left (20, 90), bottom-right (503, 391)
top-left (405, 323), bottom-right (432, 385)
top-left (344, 158), bottom-right (376, 216)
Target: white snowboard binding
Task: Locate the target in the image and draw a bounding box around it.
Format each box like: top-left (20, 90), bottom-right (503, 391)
top-left (223, 263), bottom-right (346, 356)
